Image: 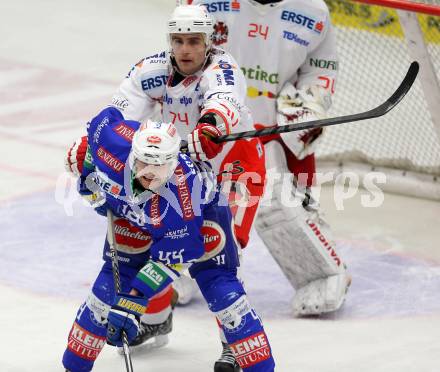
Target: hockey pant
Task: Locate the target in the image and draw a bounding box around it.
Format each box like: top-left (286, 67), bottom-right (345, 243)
top-left (62, 263), bottom-right (173, 372)
top-left (218, 137), bottom-right (266, 248)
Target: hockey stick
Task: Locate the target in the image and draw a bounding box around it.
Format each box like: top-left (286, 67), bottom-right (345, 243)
top-left (106, 209), bottom-right (134, 372)
top-left (210, 61), bottom-right (419, 143)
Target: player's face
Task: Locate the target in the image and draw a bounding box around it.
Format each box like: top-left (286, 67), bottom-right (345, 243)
top-left (171, 33), bottom-right (207, 75)
top-left (134, 159), bottom-right (171, 191)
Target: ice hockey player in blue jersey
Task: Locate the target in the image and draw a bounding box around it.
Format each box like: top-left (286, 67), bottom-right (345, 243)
top-left (61, 107), bottom-right (275, 372)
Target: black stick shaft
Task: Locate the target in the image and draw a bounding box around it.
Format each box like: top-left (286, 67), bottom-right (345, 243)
top-left (211, 61), bottom-right (419, 143)
top-left (107, 210), bottom-right (134, 372)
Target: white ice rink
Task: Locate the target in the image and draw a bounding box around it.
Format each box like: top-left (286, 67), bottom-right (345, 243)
top-left (1, 1), bottom-right (440, 371)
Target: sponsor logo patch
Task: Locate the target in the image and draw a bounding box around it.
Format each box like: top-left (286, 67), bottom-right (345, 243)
top-left (230, 331), bottom-right (271, 368)
top-left (116, 297), bottom-right (147, 314)
top-left (141, 75), bottom-right (168, 91)
top-left (241, 65), bottom-right (279, 84)
top-left (306, 219), bottom-right (341, 266)
top-left (213, 60), bottom-right (236, 86)
top-left (174, 165), bottom-right (194, 221)
top-left (93, 116), bottom-right (110, 144)
top-left (137, 261), bottom-right (168, 290)
top-left (231, 0), bottom-right (240, 11)
top-left (96, 146), bottom-right (124, 173)
top-left (216, 296), bottom-right (251, 333)
top-left (203, 1), bottom-right (239, 13)
top-left (67, 322), bottom-right (106, 361)
top-left (96, 170), bottom-right (122, 197)
top-left (83, 145), bottom-right (94, 170)
top-left (310, 58), bottom-right (338, 70)
top-left (163, 93), bottom-right (173, 105)
top-left (199, 220), bottom-right (226, 260)
top-left (114, 218), bottom-right (152, 253)
top-left (111, 96), bottom-right (129, 111)
top-left (113, 122), bottom-right (135, 142)
top-left (180, 96), bottom-right (193, 106)
top-left (213, 21), bottom-right (229, 45)
top-left (150, 194), bottom-right (162, 227)
top-left (282, 30), bottom-right (310, 46)
top-left (281, 10), bottom-right (324, 34)
top-left (164, 225), bottom-right (190, 240)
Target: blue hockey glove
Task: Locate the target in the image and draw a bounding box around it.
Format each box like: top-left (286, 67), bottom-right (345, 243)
top-left (107, 294), bottom-right (148, 347)
top-left (78, 175), bottom-right (108, 216)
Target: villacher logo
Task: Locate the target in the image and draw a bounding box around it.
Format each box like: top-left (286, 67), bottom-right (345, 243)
top-left (200, 220), bottom-right (226, 260)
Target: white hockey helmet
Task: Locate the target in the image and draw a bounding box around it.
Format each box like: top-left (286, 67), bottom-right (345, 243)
top-left (167, 5), bottom-right (215, 49)
top-left (131, 120), bottom-right (181, 189)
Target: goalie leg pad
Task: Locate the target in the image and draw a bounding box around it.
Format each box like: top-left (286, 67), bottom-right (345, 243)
top-left (256, 141), bottom-right (347, 290)
top-left (256, 177), bottom-right (346, 289)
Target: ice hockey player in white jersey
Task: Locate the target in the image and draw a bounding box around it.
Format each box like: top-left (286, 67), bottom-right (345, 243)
top-left (111, 4), bottom-right (266, 258)
top-left (189, 0), bottom-right (351, 322)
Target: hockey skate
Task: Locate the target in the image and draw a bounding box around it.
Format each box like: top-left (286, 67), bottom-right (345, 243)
top-left (117, 312), bottom-right (173, 354)
top-left (214, 342), bottom-right (241, 372)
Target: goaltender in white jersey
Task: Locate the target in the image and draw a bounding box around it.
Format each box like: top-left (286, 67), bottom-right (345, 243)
top-left (190, 0), bottom-right (351, 316)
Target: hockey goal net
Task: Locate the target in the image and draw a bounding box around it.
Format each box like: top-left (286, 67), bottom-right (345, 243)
top-left (318, 0), bottom-right (440, 199)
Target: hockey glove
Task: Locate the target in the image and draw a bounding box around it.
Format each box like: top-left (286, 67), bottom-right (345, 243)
top-left (107, 294), bottom-right (148, 347)
top-left (65, 136), bottom-right (88, 177)
top-left (188, 123), bottom-right (224, 161)
top-left (277, 83), bottom-right (330, 159)
top-left (78, 175), bottom-right (108, 216)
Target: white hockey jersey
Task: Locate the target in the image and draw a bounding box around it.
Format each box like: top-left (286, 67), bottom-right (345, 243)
top-left (190, 0), bottom-right (338, 127)
top-left (110, 49), bottom-right (253, 174)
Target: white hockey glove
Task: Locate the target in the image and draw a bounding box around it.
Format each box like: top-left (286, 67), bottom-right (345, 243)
top-left (276, 84), bottom-right (331, 159)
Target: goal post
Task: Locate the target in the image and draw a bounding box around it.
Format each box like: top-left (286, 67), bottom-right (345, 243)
top-left (319, 0), bottom-right (440, 200)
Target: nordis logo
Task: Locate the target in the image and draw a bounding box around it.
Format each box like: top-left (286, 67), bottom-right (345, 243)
top-left (281, 10), bottom-right (324, 34)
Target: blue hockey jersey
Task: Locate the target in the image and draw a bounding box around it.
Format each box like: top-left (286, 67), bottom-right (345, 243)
top-left (80, 107), bottom-right (239, 298)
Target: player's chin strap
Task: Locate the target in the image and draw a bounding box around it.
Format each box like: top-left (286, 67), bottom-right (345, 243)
top-left (180, 61), bottom-right (418, 151)
top-left (106, 210), bottom-right (135, 372)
